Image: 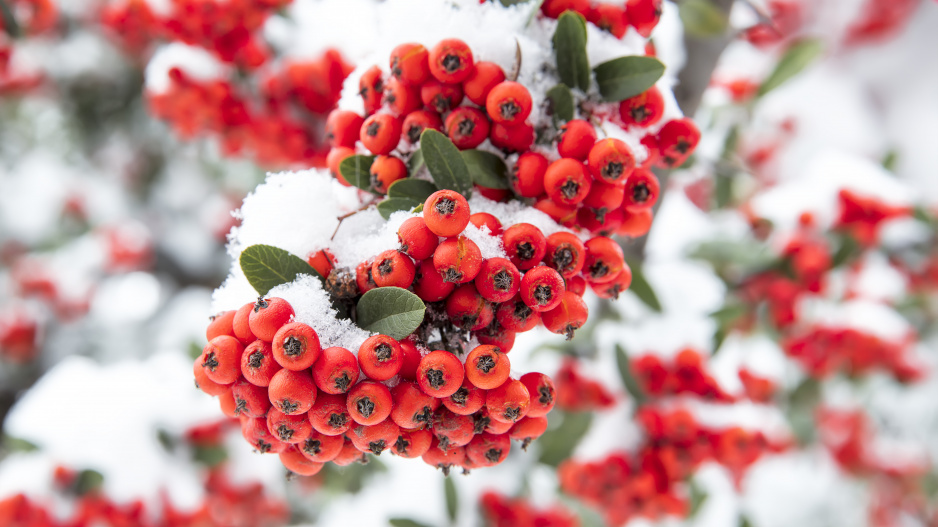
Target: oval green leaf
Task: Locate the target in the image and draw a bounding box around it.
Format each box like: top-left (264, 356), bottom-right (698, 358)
top-left (679, 0), bottom-right (729, 38)
top-left (420, 129), bottom-right (473, 197)
top-left (389, 519), bottom-right (434, 527)
top-left (377, 197), bottom-right (422, 220)
top-left (538, 411), bottom-right (593, 467)
top-left (339, 155), bottom-right (377, 193)
top-left (552, 11), bottom-right (590, 91)
top-left (461, 150), bottom-right (509, 190)
top-left (407, 149), bottom-right (424, 176)
top-left (388, 178), bottom-right (438, 201)
top-left (546, 84), bottom-right (575, 122)
top-left (614, 345), bottom-right (646, 406)
top-left (356, 287), bottom-right (426, 340)
top-left (593, 56), bottom-right (665, 102)
top-left (0, 0), bottom-right (20, 39)
top-left (624, 257), bottom-right (661, 312)
top-left (444, 477), bottom-right (459, 523)
top-left (758, 39), bottom-right (823, 97)
top-left (240, 244), bottom-right (324, 295)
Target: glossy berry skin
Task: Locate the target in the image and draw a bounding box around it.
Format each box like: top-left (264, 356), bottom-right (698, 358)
top-left (384, 77), bottom-right (422, 116)
top-left (444, 106), bottom-right (490, 149)
top-left (199, 335), bottom-right (244, 385)
top-left (502, 223), bottom-right (547, 271)
top-left (557, 120), bottom-right (598, 161)
top-left (371, 250), bottom-right (416, 289)
top-left (655, 118), bottom-right (700, 168)
top-left (445, 283), bottom-right (494, 331)
top-left (541, 0), bottom-right (590, 18)
top-left (398, 217), bottom-right (439, 261)
top-left (358, 334), bottom-right (403, 381)
top-left (358, 65), bottom-right (384, 115)
top-left (511, 151), bottom-right (548, 198)
top-left (308, 393), bottom-right (352, 436)
top-left (567, 275), bottom-right (587, 296)
top-left (428, 38), bottom-right (474, 83)
top-left (583, 236), bottom-right (626, 284)
top-left (349, 419), bottom-right (401, 455)
top-left (370, 155), bottom-right (408, 194)
top-left (272, 322), bottom-right (321, 371)
top-left (462, 61), bottom-right (506, 105)
top-left (417, 350), bottom-right (465, 398)
top-left (617, 207), bottom-right (653, 238)
top-left (392, 428), bottom-right (433, 458)
top-left (591, 266), bottom-right (633, 299)
top-left (360, 113), bottom-right (402, 156)
top-left (299, 430), bottom-right (344, 462)
top-left (356, 260), bottom-right (377, 294)
top-left (242, 417), bottom-right (287, 454)
top-left (280, 445), bottom-right (324, 475)
top-left (312, 346), bottom-right (359, 394)
top-left (485, 378), bottom-right (531, 424)
top-left (474, 257), bottom-right (521, 303)
top-left (545, 231), bottom-right (586, 278)
top-left (232, 379), bottom-right (272, 418)
top-left (509, 416), bottom-right (548, 449)
top-left (233, 302), bottom-right (259, 344)
top-left (347, 381), bottom-right (393, 426)
top-left (588, 138), bottom-right (636, 186)
top-left (519, 266), bottom-right (566, 312)
top-left (413, 259), bottom-right (456, 302)
top-left (541, 291), bottom-right (589, 339)
top-left (442, 378), bottom-right (486, 415)
top-left (206, 310), bottom-right (235, 341)
top-left (619, 86), bottom-right (665, 128)
top-left (421, 80), bottom-right (463, 113)
top-left (402, 109), bottom-right (443, 145)
top-left (325, 110), bottom-right (364, 148)
top-left (496, 294), bottom-right (541, 332)
top-left (327, 147), bottom-right (355, 185)
top-left (307, 249), bottom-right (335, 278)
top-left (588, 3), bottom-right (628, 38)
top-left (398, 339), bottom-right (422, 382)
top-left (465, 344), bottom-right (511, 389)
top-left (583, 180), bottom-right (625, 214)
top-left (520, 372), bottom-right (556, 418)
top-left (627, 0), bottom-right (663, 38)
top-left (433, 236), bottom-right (483, 284)
top-left (268, 368), bottom-right (317, 415)
top-left (424, 189), bottom-right (470, 237)
top-left (622, 168), bottom-right (660, 210)
top-left (389, 42), bottom-right (430, 86)
top-left (469, 212), bottom-right (503, 235)
top-left (267, 408), bottom-right (312, 444)
top-left (486, 81), bottom-right (532, 126)
top-left (466, 432), bottom-right (511, 467)
top-left (390, 381), bottom-right (440, 429)
top-left (534, 199), bottom-right (578, 228)
top-left (249, 297), bottom-right (295, 342)
top-left (544, 158), bottom-right (592, 206)
top-left (490, 121), bottom-right (535, 152)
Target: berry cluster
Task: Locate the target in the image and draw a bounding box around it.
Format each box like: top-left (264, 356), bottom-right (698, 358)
top-left (782, 326), bottom-right (919, 381)
top-left (196, 296), bottom-right (557, 476)
top-left (479, 490), bottom-right (579, 527)
top-left (631, 349), bottom-right (733, 402)
top-left (537, 0), bottom-right (663, 39)
top-left (554, 357), bottom-right (617, 411)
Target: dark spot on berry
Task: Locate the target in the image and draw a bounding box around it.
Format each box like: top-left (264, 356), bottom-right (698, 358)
top-left (513, 301), bottom-right (533, 323)
top-left (493, 269), bottom-right (513, 291)
top-left (391, 58), bottom-right (402, 78)
top-left (276, 424), bottom-right (294, 441)
top-left (603, 161), bottom-right (624, 181)
top-left (435, 197), bottom-right (456, 215)
top-left (377, 258), bottom-right (394, 277)
top-left (334, 372), bottom-right (351, 392)
top-left (433, 94), bottom-right (451, 113)
top-left (368, 440), bottom-right (387, 455)
top-left (630, 106), bottom-right (650, 123)
top-left (414, 406), bottom-right (432, 424)
top-left (503, 406), bottom-right (522, 422)
top-left (279, 399), bottom-right (299, 414)
top-left (484, 448), bottom-right (502, 463)
top-left (450, 387), bottom-right (469, 406)
top-left (283, 336), bottom-right (303, 357)
top-left (675, 138), bottom-right (691, 154)
top-left (533, 284), bottom-right (553, 305)
top-left (605, 284), bottom-right (623, 300)
top-left (472, 414), bottom-right (490, 434)
top-left (552, 247), bottom-right (574, 273)
top-left (538, 385), bottom-right (553, 405)
top-left (202, 352), bottom-right (219, 371)
top-left (437, 435), bottom-right (451, 451)
top-left (385, 91), bottom-right (397, 105)
top-left (632, 182), bottom-right (650, 203)
top-left (407, 124), bottom-right (422, 144)
top-left (459, 314), bottom-right (478, 329)
top-left (516, 241), bottom-right (535, 261)
top-left (366, 121), bottom-right (381, 137)
top-left (426, 368), bottom-right (445, 390)
top-left (328, 412), bottom-right (347, 429)
top-left (255, 440), bottom-right (273, 453)
top-left (357, 397), bottom-right (375, 418)
top-left (248, 350), bottom-right (264, 368)
top-left (234, 396), bottom-right (246, 415)
top-left (589, 260), bottom-right (610, 280)
top-left (499, 100), bottom-right (520, 120)
top-left (253, 296), bottom-right (268, 312)
top-left (476, 354), bottom-right (496, 374)
top-left (394, 435), bottom-right (410, 454)
top-left (303, 438), bottom-right (322, 455)
top-left (443, 267), bottom-right (464, 283)
top-left (441, 54), bottom-right (462, 73)
top-left (560, 180), bottom-right (580, 200)
top-left (457, 117), bottom-right (475, 137)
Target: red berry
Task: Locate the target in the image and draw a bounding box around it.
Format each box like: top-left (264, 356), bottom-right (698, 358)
top-left (194, 359), bottom-right (230, 396)
top-left (519, 266), bottom-right (566, 312)
top-left (327, 147), bottom-right (355, 186)
top-left (249, 297), bottom-right (294, 342)
top-left (619, 86), bottom-right (665, 128)
top-left (509, 416), bottom-right (548, 449)
top-left (622, 167), bottom-right (660, 210)
top-left (475, 321), bottom-right (517, 352)
top-left (332, 437), bottom-right (368, 466)
top-left (384, 77), bottom-right (422, 116)
top-left (627, 0), bottom-right (663, 38)
top-left (588, 4), bottom-right (628, 38)
top-left (465, 344), bottom-right (511, 389)
top-left (308, 393), bottom-right (352, 436)
top-left (312, 346), bottom-right (359, 394)
top-left (489, 121), bottom-right (535, 152)
top-left (272, 322), bottom-right (321, 371)
top-left (390, 381), bottom-right (440, 429)
top-left (417, 350), bottom-right (465, 398)
top-left (496, 294), bottom-right (541, 332)
top-left (267, 408), bottom-right (312, 444)
top-left (325, 110), bottom-right (365, 148)
top-left (567, 275), bottom-right (587, 296)
top-left (402, 109), bottom-right (443, 145)
top-left (534, 198), bottom-right (578, 227)
top-left (421, 80), bottom-right (463, 113)
top-left (371, 249), bottom-right (416, 289)
top-left (474, 257), bottom-right (521, 303)
top-left (199, 336), bottom-right (244, 385)
top-left (428, 38), bottom-right (474, 83)
top-left (445, 283), bottom-right (494, 331)
top-left (413, 258), bottom-right (456, 302)
top-left (541, 290), bottom-right (589, 339)
top-left (433, 236), bottom-right (483, 284)
top-left (232, 379), bottom-right (272, 418)
top-left (359, 65), bottom-right (385, 115)
top-left (544, 158), bottom-right (592, 206)
top-left (432, 408), bottom-right (475, 451)
top-left (655, 118), bottom-right (700, 168)
top-left (485, 378), bottom-right (530, 424)
top-left (617, 207), bottom-right (653, 237)
top-left (469, 212), bottom-right (503, 235)
top-left (389, 42), bottom-right (430, 86)
top-left (347, 381), bottom-right (393, 425)
top-left (465, 432), bottom-right (510, 467)
top-left (399, 339), bottom-right (422, 382)
top-left (299, 430), bottom-right (344, 462)
top-left (502, 223), bottom-right (547, 271)
top-left (511, 151), bottom-right (548, 198)
top-left (348, 418), bottom-right (401, 455)
top-left (280, 445), bottom-right (323, 475)
top-left (356, 260), bottom-right (377, 294)
top-left (398, 217), bottom-right (440, 261)
top-left (583, 180), bottom-right (626, 213)
top-left (444, 106), bottom-right (490, 149)
top-left (242, 416), bottom-right (287, 454)
top-left (590, 266), bottom-right (633, 299)
top-left (588, 138), bottom-right (635, 186)
top-left (422, 437), bottom-right (465, 475)
top-left (541, 0), bottom-right (590, 18)
top-left (557, 120), bottom-right (597, 161)
top-left (442, 378), bottom-right (486, 415)
top-left (306, 249), bottom-right (336, 278)
top-left (392, 428), bottom-right (433, 458)
top-left (206, 310), bottom-right (235, 341)
top-left (232, 302), bottom-right (257, 345)
top-left (462, 61), bottom-right (506, 105)
top-left (370, 155), bottom-right (408, 194)
top-left (583, 236), bottom-right (625, 284)
top-left (268, 368), bottom-right (317, 415)
top-left (424, 189), bottom-right (470, 237)
top-left (360, 113), bottom-right (402, 156)
top-left (486, 81), bottom-right (532, 126)
top-left (358, 334), bottom-right (404, 381)
top-left (519, 372), bottom-right (556, 418)
top-left (544, 231), bottom-right (586, 278)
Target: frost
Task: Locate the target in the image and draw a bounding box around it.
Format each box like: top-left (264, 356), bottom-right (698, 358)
top-left (267, 274), bottom-right (372, 351)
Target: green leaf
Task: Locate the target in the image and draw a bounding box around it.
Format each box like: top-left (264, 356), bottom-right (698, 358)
top-left (546, 84), bottom-right (575, 122)
top-left (881, 149), bottom-right (898, 172)
top-left (1, 434), bottom-right (38, 453)
top-left (461, 150), bottom-right (509, 190)
top-left (339, 155), bottom-right (377, 193)
top-left (739, 515), bottom-right (754, 527)
top-left (538, 411), bottom-right (593, 467)
top-left (679, 0), bottom-right (729, 38)
top-left (689, 480), bottom-right (709, 517)
top-left (444, 477), bottom-right (459, 524)
top-left (356, 287), bottom-right (426, 340)
top-left (625, 258), bottom-right (662, 312)
top-left (787, 377), bottom-right (820, 444)
top-left (0, 0), bottom-right (20, 39)
top-left (499, 0), bottom-right (532, 5)
top-left (193, 445), bottom-right (228, 467)
top-left (593, 56), bottom-right (665, 102)
top-left (552, 11), bottom-right (590, 91)
top-left (758, 39), bottom-right (823, 97)
top-left (389, 519), bottom-right (434, 527)
top-left (408, 149), bottom-right (425, 175)
top-left (831, 234), bottom-right (859, 268)
top-left (74, 469), bottom-right (104, 496)
top-left (240, 244), bottom-right (324, 295)
top-left (377, 197), bottom-right (422, 220)
top-left (615, 345), bottom-right (646, 405)
top-left (420, 130), bottom-right (473, 197)
top-left (388, 178), bottom-right (438, 201)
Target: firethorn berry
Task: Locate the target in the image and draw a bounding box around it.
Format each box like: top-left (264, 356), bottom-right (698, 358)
top-left (534, 198), bottom-right (578, 228)
top-left (280, 445), bottom-right (324, 476)
top-left (359, 65), bottom-right (384, 115)
top-left (268, 368), bottom-right (317, 415)
top-left (496, 294), bottom-right (541, 332)
top-left (384, 77), bottom-right (422, 115)
top-left (232, 302), bottom-right (257, 345)
top-left (485, 378), bottom-right (531, 424)
top-left (347, 381), bottom-right (393, 425)
top-left (520, 265), bottom-right (566, 312)
top-left (545, 231), bottom-right (586, 278)
top-left (232, 379), bottom-right (272, 418)
top-left (423, 438), bottom-right (466, 475)
top-left (503, 223), bottom-right (547, 271)
top-left (332, 437), bottom-right (367, 466)
top-left (421, 80), bottom-right (463, 113)
top-left (349, 419), bottom-right (401, 455)
top-left (490, 121), bottom-right (535, 152)
top-left (567, 275), bottom-right (587, 296)
top-left (591, 265), bottom-right (633, 299)
top-left (417, 350), bottom-right (465, 398)
top-left (392, 428), bottom-right (433, 458)
top-left (428, 38), bottom-right (474, 83)
top-left (390, 381), bottom-right (440, 429)
top-left (413, 259), bottom-right (456, 302)
top-left (402, 109), bottom-right (443, 144)
top-left (466, 432), bottom-right (511, 467)
top-left (588, 3), bottom-right (628, 37)
top-left (356, 260), bottom-right (377, 294)
top-left (474, 257), bottom-right (521, 303)
top-left (442, 378), bottom-right (486, 415)
top-left (370, 155), bottom-right (408, 194)
top-left (433, 409), bottom-right (476, 450)
top-left (473, 407), bottom-right (513, 435)
top-left (358, 334), bottom-right (404, 381)
top-left (619, 86), bottom-right (665, 128)
top-left (307, 249), bottom-right (335, 278)
top-left (398, 339), bottom-right (422, 381)
top-left (327, 147), bottom-right (355, 185)
top-left (433, 236), bottom-right (483, 284)
top-left (588, 138), bottom-right (636, 186)
top-left (583, 236), bottom-right (626, 284)
top-left (511, 151), bottom-right (548, 198)
top-left (308, 393), bottom-right (352, 436)
top-left (520, 372), bottom-right (556, 418)
top-left (469, 212), bottom-right (503, 235)
top-left (462, 61), bottom-right (506, 105)
top-left (622, 168), bottom-right (660, 210)
top-left (444, 106), bottom-right (490, 149)
top-left (249, 297), bottom-right (294, 342)
top-left (475, 320), bottom-right (517, 352)
top-left (206, 310), bottom-right (236, 341)
top-left (272, 322), bottom-right (321, 371)
top-left (194, 360), bottom-right (230, 396)
top-left (486, 81), bottom-right (532, 126)
top-left (465, 344), bottom-right (511, 389)
top-left (541, 291), bottom-right (589, 339)
top-left (325, 110), bottom-right (364, 148)
top-left (617, 207), bottom-right (653, 237)
top-left (579, 207), bottom-right (624, 236)
top-left (509, 416), bottom-right (548, 450)
top-left (266, 408), bottom-right (312, 444)
top-left (360, 113), bottom-right (402, 156)
top-left (371, 249), bottom-right (416, 289)
top-left (446, 283), bottom-right (494, 331)
top-left (199, 336), bottom-right (244, 385)
top-left (300, 430), bottom-right (344, 462)
top-left (544, 158), bottom-right (592, 206)
top-left (541, 0), bottom-right (590, 18)
top-left (557, 120), bottom-right (598, 161)
top-left (424, 189), bottom-right (470, 237)
top-left (312, 346), bottom-right (359, 394)
top-left (627, 0), bottom-right (663, 38)
top-left (219, 389), bottom-right (237, 417)
top-left (242, 417), bottom-right (287, 454)
top-left (655, 118), bottom-right (700, 168)
top-left (389, 42), bottom-right (430, 86)
top-left (476, 185), bottom-right (512, 202)
top-left (583, 180), bottom-right (626, 214)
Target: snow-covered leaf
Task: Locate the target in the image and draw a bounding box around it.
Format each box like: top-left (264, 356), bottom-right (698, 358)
top-left (356, 287), bottom-right (426, 340)
top-left (377, 197), bottom-right (422, 220)
top-left (593, 56), bottom-right (665, 102)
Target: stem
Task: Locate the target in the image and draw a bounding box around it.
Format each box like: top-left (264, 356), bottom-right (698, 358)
top-left (330, 201), bottom-right (377, 241)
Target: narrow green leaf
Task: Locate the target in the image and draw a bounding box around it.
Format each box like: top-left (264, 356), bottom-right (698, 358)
top-left (377, 197), bottom-right (422, 220)
top-left (499, 0), bottom-right (532, 5)
top-left (525, 0), bottom-right (545, 26)
top-left (240, 244), bottom-right (324, 295)
top-left (831, 234), bottom-right (859, 268)
top-left (615, 345), bottom-right (646, 405)
top-left (389, 519), bottom-right (434, 527)
top-left (408, 149), bottom-right (425, 176)
top-left (679, 0), bottom-right (729, 38)
top-left (1, 434), bottom-right (38, 453)
top-left (420, 130), bottom-right (473, 197)
top-left (881, 149), bottom-right (898, 172)
top-left (552, 11), bottom-right (590, 91)
top-left (388, 178), bottom-right (438, 201)
top-left (758, 39), bottom-right (823, 97)
top-left (461, 150), bottom-right (509, 190)
top-left (74, 470), bottom-right (105, 496)
top-left (193, 445), bottom-right (228, 467)
top-left (339, 155), bottom-right (377, 193)
top-left (538, 411), bottom-right (593, 466)
top-left (625, 258), bottom-right (662, 312)
top-left (0, 0), bottom-right (20, 39)
top-left (739, 515), bottom-right (754, 527)
top-left (546, 84), bottom-right (575, 122)
top-left (688, 480), bottom-right (709, 517)
top-left (444, 477), bottom-right (459, 524)
top-left (356, 287), bottom-right (426, 340)
top-left (593, 56), bottom-right (665, 102)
